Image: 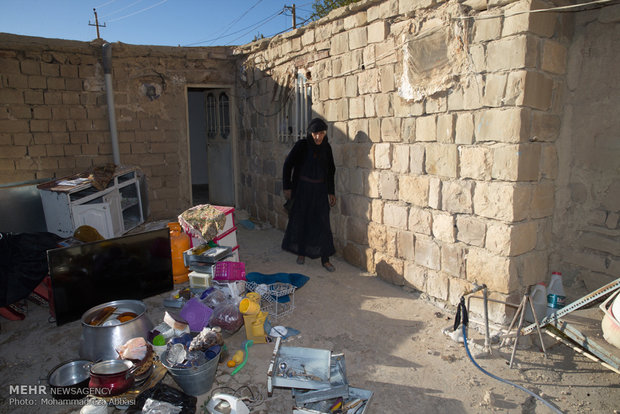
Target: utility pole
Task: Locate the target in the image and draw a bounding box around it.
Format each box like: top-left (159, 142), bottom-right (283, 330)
top-left (284, 4), bottom-right (296, 29)
top-left (88, 8), bottom-right (106, 40)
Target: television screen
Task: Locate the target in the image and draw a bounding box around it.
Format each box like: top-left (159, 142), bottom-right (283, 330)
top-left (47, 228), bottom-right (173, 326)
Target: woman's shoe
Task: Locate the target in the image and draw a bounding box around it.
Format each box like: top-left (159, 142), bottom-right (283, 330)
top-left (322, 262), bottom-right (335, 272)
top-left (296, 256), bottom-right (305, 265)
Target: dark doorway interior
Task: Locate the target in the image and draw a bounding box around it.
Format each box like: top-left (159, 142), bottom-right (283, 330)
top-left (188, 88), bottom-right (209, 204)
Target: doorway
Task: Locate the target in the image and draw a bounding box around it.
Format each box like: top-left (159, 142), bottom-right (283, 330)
top-left (187, 87), bottom-right (235, 206)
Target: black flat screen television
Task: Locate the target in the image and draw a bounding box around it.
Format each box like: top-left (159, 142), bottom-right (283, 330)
top-left (47, 228), bottom-right (173, 326)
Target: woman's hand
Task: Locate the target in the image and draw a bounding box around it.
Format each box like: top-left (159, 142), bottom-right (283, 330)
top-left (328, 194), bottom-right (336, 207)
top-left (284, 189), bottom-right (292, 200)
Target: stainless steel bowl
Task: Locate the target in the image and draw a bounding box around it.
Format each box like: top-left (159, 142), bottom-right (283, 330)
top-left (47, 359), bottom-right (92, 400)
top-left (79, 299), bottom-right (153, 361)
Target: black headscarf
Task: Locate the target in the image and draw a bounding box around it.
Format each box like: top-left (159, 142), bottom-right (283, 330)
top-left (308, 118), bottom-right (328, 133)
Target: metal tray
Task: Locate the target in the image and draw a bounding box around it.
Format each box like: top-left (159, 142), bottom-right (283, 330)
top-left (292, 387), bottom-right (373, 414)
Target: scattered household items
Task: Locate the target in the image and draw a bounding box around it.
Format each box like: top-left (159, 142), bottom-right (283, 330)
top-left (267, 338), bottom-right (372, 413)
top-left (453, 295), bottom-right (562, 414)
top-left (130, 383), bottom-right (197, 413)
top-left (163, 310), bottom-right (191, 333)
top-left (466, 277), bottom-right (620, 375)
top-left (79, 300), bottom-right (154, 361)
top-left (546, 271), bottom-right (566, 317)
top-left (245, 272), bottom-right (309, 322)
top-left (178, 204), bottom-right (239, 260)
top-left (46, 359), bottom-right (93, 400)
top-left (231, 340), bottom-right (254, 376)
top-left (227, 349), bottom-right (245, 368)
top-left (48, 228), bottom-right (173, 325)
top-left (239, 292), bottom-right (268, 343)
top-left (600, 291), bottom-right (620, 349)
top-left (73, 225), bottom-right (105, 242)
top-left (522, 277), bottom-right (620, 374)
top-left (205, 393), bottom-right (250, 414)
top-left (499, 286), bottom-right (548, 368)
top-left (180, 297), bottom-right (214, 332)
top-left (89, 359), bottom-right (137, 396)
top-left (524, 282), bottom-right (547, 323)
top-left (161, 327), bottom-right (222, 396)
top-left (37, 165), bottom-right (145, 239)
top-left (168, 222), bottom-right (191, 284)
top-left (209, 296), bottom-right (244, 334)
top-left (213, 260), bottom-right (246, 282)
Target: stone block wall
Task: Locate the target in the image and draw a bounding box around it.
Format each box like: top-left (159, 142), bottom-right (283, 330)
top-left (234, 0), bottom-right (576, 322)
top-left (0, 34), bottom-right (235, 219)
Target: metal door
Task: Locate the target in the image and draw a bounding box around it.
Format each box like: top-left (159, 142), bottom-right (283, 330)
top-left (205, 89), bottom-right (234, 206)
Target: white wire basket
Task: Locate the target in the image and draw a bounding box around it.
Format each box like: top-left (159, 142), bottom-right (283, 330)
top-left (245, 281), bottom-right (296, 321)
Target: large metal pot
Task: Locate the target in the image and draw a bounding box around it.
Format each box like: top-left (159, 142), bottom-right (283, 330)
top-left (79, 299), bottom-right (153, 361)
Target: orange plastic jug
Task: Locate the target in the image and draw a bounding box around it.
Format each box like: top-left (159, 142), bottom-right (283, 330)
top-left (167, 222), bottom-right (190, 284)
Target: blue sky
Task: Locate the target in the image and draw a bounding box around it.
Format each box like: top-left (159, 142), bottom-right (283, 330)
top-left (0, 0), bottom-right (316, 46)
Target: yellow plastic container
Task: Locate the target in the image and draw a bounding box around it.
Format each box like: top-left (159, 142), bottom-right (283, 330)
top-left (167, 222), bottom-right (190, 284)
top-left (239, 297), bottom-right (260, 315)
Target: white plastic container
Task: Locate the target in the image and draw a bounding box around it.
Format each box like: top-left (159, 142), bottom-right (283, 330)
top-left (525, 283), bottom-right (547, 323)
top-left (546, 271), bottom-right (566, 317)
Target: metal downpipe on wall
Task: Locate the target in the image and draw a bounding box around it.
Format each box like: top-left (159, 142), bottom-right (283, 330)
top-left (102, 43), bottom-right (121, 166)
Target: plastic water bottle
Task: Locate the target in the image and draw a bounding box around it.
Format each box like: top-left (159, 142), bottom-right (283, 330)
top-left (546, 272), bottom-right (566, 317)
top-left (525, 283), bottom-right (547, 323)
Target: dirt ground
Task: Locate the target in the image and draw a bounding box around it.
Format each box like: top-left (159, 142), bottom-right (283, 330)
top-left (1, 218), bottom-right (619, 414)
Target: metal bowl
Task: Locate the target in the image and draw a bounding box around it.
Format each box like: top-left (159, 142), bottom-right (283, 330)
top-left (79, 299), bottom-right (153, 361)
top-left (47, 359), bottom-right (92, 400)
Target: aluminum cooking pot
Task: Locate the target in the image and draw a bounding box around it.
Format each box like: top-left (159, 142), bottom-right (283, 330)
top-left (89, 359), bottom-right (136, 396)
top-left (47, 359), bottom-right (93, 400)
top-left (79, 299), bottom-right (153, 361)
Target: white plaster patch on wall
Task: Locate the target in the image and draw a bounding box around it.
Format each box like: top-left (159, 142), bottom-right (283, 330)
top-left (397, 5), bottom-right (469, 103)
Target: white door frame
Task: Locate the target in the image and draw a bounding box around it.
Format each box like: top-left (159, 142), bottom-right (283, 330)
top-left (184, 84), bottom-right (239, 207)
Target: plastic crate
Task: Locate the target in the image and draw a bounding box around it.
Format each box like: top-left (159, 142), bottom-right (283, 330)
top-left (213, 261), bottom-right (246, 281)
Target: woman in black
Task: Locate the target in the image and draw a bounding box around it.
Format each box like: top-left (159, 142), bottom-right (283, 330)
top-left (281, 118), bottom-right (336, 272)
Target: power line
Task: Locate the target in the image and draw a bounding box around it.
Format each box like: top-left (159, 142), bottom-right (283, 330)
top-left (94, 0), bottom-right (120, 9)
top-left (108, 0), bottom-right (169, 23)
top-left (226, 10), bottom-right (284, 45)
top-left (211, 0), bottom-right (265, 46)
top-left (99, 0), bottom-right (146, 19)
top-left (185, 8), bottom-right (284, 46)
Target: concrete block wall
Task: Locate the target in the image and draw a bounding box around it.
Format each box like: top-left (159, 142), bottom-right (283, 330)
top-left (234, 0), bottom-right (576, 322)
top-left (0, 34), bottom-right (235, 220)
